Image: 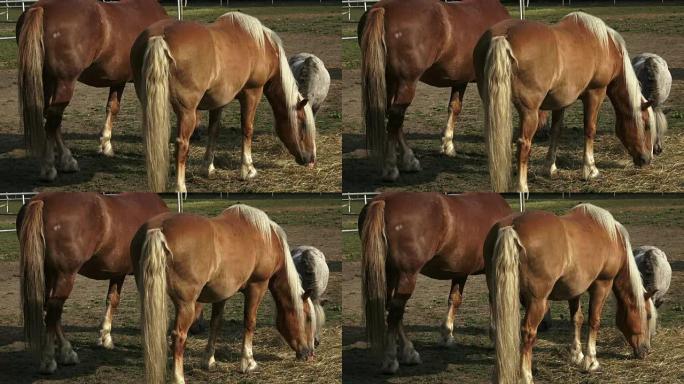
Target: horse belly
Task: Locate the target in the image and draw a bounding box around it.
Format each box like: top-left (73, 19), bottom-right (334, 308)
top-left (78, 254), bottom-right (130, 280)
top-left (197, 277), bottom-right (241, 303)
top-left (548, 275), bottom-right (590, 301)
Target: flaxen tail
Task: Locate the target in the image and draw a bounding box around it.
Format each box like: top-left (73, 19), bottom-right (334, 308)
top-left (360, 8), bottom-right (387, 162)
top-left (492, 226), bottom-right (522, 384)
top-left (18, 200), bottom-right (46, 360)
top-left (483, 36), bottom-right (516, 192)
top-left (17, 7), bottom-right (45, 156)
top-left (140, 36), bottom-right (174, 192)
top-left (139, 229), bottom-right (170, 384)
top-left (360, 200), bottom-right (387, 356)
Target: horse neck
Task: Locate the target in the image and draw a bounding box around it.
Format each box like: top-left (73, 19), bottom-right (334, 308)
top-left (264, 68), bottom-right (291, 124)
top-left (612, 257), bottom-right (640, 311)
top-left (269, 258), bottom-right (297, 312)
top-left (607, 68), bottom-right (634, 120)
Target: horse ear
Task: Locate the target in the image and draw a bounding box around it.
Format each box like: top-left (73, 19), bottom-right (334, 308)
top-left (641, 99), bottom-right (654, 111)
top-left (297, 98), bottom-right (309, 109)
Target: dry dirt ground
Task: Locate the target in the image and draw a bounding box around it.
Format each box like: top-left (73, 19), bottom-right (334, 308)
top-left (342, 197), bottom-right (684, 383)
top-left (0, 5), bottom-right (341, 193)
top-left (342, 6), bottom-right (684, 193)
top-left (0, 196), bottom-right (342, 383)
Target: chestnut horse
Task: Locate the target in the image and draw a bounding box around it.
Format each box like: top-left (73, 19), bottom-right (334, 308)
top-left (16, 192), bottom-right (168, 374)
top-left (131, 12), bottom-right (316, 193)
top-left (131, 204), bottom-right (316, 383)
top-left (16, 0), bottom-right (167, 181)
top-left (484, 203), bottom-right (656, 383)
top-left (358, 0), bottom-right (510, 181)
top-left (475, 12), bottom-right (655, 192)
top-left (358, 192), bottom-right (512, 373)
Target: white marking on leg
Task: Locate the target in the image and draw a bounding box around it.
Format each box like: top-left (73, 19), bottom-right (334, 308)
top-left (240, 145), bottom-right (257, 180)
top-left (40, 332), bottom-right (57, 373)
top-left (582, 138), bottom-right (600, 179)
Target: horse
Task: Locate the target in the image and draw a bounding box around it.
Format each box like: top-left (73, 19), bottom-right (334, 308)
top-left (474, 11), bottom-right (656, 192)
top-left (484, 203), bottom-right (657, 383)
top-left (634, 245), bottom-right (671, 309)
top-left (358, 0), bottom-right (510, 181)
top-left (131, 204), bottom-right (317, 383)
top-left (633, 53), bottom-right (671, 155)
top-left (131, 12), bottom-right (317, 193)
top-left (358, 191), bottom-right (512, 374)
top-left (16, 0), bottom-right (167, 181)
top-left (292, 245), bottom-right (329, 346)
top-left (288, 53), bottom-right (331, 115)
top-left (16, 192), bottom-right (169, 374)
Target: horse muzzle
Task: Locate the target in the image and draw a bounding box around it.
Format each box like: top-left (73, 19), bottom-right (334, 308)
top-left (296, 348), bottom-right (315, 361)
top-left (634, 345), bottom-right (649, 359)
top-left (633, 154), bottom-right (651, 167)
top-left (654, 143), bottom-right (663, 156)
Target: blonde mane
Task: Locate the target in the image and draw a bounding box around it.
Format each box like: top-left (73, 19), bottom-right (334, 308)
top-left (572, 203), bottom-right (648, 338)
top-left (224, 204), bottom-right (305, 330)
top-left (565, 12), bottom-right (648, 134)
top-left (219, 12), bottom-right (315, 142)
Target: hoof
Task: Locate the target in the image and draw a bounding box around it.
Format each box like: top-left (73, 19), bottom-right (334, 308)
top-left (381, 166), bottom-right (399, 182)
top-left (400, 156), bottom-right (421, 172)
top-left (59, 156), bottom-right (79, 173)
top-left (570, 349), bottom-right (584, 366)
top-left (39, 358), bottom-right (57, 374)
top-left (543, 163), bottom-right (558, 177)
top-left (399, 349), bottom-right (421, 365)
top-left (203, 355), bottom-right (216, 371)
top-left (97, 334), bottom-right (114, 350)
top-left (240, 358), bottom-right (258, 373)
top-left (440, 142), bottom-right (456, 157)
top-left (202, 163), bottom-right (216, 178)
top-left (240, 165), bottom-right (257, 180)
top-left (582, 166), bottom-right (600, 180)
top-left (40, 166), bottom-right (57, 182)
top-left (441, 335), bottom-right (456, 348)
top-left (582, 357), bottom-right (600, 372)
top-left (171, 376), bottom-right (186, 384)
top-left (175, 183), bottom-right (187, 195)
top-left (58, 348), bottom-right (79, 365)
top-left (98, 143), bottom-right (115, 157)
top-left (381, 357), bottom-right (399, 374)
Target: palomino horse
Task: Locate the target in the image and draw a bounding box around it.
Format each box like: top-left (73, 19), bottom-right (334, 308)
top-left (475, 12), bottom-right (656, 192)
top-left (358, 0), bottom-right (510, 181)
top-left (16, 192), bottom-right (168, 374)
top-left (16, 0), bottom-right (167, 181)
top-left (131, 12), bottom-right (316, 193)
top-left (484, 203), bottom-right (657, 383)
top-left (132, 204), bottom-right (316, 383)
top-left (358, 192), bottom-right (512, 373)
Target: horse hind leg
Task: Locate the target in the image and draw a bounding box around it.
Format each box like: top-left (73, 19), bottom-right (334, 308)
top-left (542, 109), bottom-right (565, 177)
top-left (202, 300), bottom-right (226, 370)
top-left (40, 79), bottom-right (77, 181)
top-left (385, 82), bottom-right (418, 181)
top-left (97, 277), bottom-right (124, 349)
top-left (516, 108), bottom-right (540, 193)
top-left (174, 108), bottom-right (198, 194)
top-left (171, 300), bottom-right (196, 384)
top-left (98, 85), bottom-right (124, 157)
top-left (440, 84), bottom-right (466, 157)
top-left (520, 298), bottom-right (547, 384)
top-left (43, 273), bottom-right (78, 373)
top-left (440, 277), bottom-right (466, 347)
top-left (201, 108), bottom-right (223, 178)
top-left (383, 271), bottom-right (418, 373)
top-left (568, 297), bottom-right (584, 365)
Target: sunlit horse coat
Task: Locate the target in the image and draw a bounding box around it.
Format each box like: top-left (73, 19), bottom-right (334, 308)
top-left (288, 53), bottom-right (331, 115)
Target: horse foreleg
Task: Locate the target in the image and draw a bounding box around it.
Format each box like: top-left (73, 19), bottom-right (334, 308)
top-left (202, 300), bottom-right (226, 370)
top-left (543, 109), bottom-right (565, 176)
top-left (581, 89), bottom-right (607, 180)
top-left (516, 109), bottom-right (539, 193)
top-left (171, 301), bottom-right (196, 384)
top-left (240, 281), bottom-right (268, 373)
top-left (520, 299), bottom-right (547, 384)
top-left (201, 108), bottom-right (223, 177)
top-left (440, 277), bottom-right (466, 347)
top-left (583, 281), bottom-right (611, 372)
top-left (568, 297), bottom-right (584, 365)
top-left (383, 272), bottom-right (417, 374)
top-left (440, 84), bottom-right (466, 157)
top-left (97, 276), bottom-right (124, 349)
top-left (174, 108), bottom-right (198, 194)
top-left (45, 273), bottom-right (78, 373)
top-left (238, 88), bottom-right (264, 180)
top-left (98, 85), bottom-right (124, 157)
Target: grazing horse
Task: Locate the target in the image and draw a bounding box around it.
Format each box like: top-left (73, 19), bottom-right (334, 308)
top-left (16, 192), bottom-right (168, 374)
top-left (292, 245), bottom-right (330, 346)
top-left (289, 53), bottom-right (331, 115)
top-left (358, 0), bottom-right (510, 181)
top-left (634, 245), bottom-right (671, 309)
top-left (358, 192), bottom-right (512, 373)
top-left (131, 12), bottom-right (316, 193)
top-left (633, 53), bottom-right (671, 155)
top-left (484, 203), bottom-right (657, 384)
top-left (475, 12), bottom-right (656, 192)
top-left (16, 0), bottom-right (167, 181)
top-left (132, 204), bottom-right (316, 384)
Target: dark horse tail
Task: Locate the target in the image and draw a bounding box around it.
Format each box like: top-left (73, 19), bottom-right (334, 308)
top-left (140, 36), bottom-right (174, 192)
top-left (360, 7), bottom-right (387, 163)
top-left (17, 7), bottom-right (46, 156)
top-left (360, 200), bottom-right (387, 356)
top-left (18, 200), bottom-right (46, 360)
